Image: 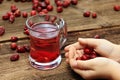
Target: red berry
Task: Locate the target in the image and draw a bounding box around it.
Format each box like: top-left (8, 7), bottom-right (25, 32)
top-left (10, 36), bottom-right (18, 42)
top-left (23, 45), bottom-right (30, 52)
top-left (71, 0), bottom-right (78, 5)
top-left (10, 43), bottom-right (17, 50)
top-left (22, 12), bottom-right (28, 18)
top-left (39, 11), bottom-right (46, 15)
top-left (0, 0), bottom-right (3, 3)
top-left (80, 54), bottom-right (89, 60)
top-left (32, 0), bottom-right (39, 4)
top-left (45, 0), bottom-right (50, 5)
top-left (10, 4), bottom-right (18, 13)
top-left (47, 5), bottom-right (53, 11)
top-left (2, 13), bottom-right (9, 20)
top-left (57, 6), bottom-right (63, 13)
top-left (54, 0), bottom-right (59, 3)
top-left (10, 53), bottom-right (20, 61)
top-left (14, 9), bottom-right (21, 17)
top-left (84, 47), bottom-right (92, 54)
top-left (36, 6), bottom-right (42, 12)
top-left (30, 10), bottom-right (37, 16)
top-left (92, 12), bottom-right (97, 18)
top-left (83, 11), bottom-right (91, 17)
top-left (16, 45), bottom-right (26, 53)
top-left (24, 29), bottom-right (29, 35)
top-left (114, 5), bottom-right (120, 11)
top-left (45, 14), bottom-right (50, 21)
top-left (42, 9), bottom-right (48, 14)
top-left (32, 3), bottom-right (39, 10)
top-left (9, 15), bottom-right (15, 23)
top-left (63, 1), bottom-right (70, 8)
top-left (24, 25), bottom-right (27, 30)
top-left (50, 16), bottom-right (57, 23)
top-left (90, 51), bottom-right (97, 59)
top-left (56, 1), bottom-right (63, 7)
top-left (0, 26), bottom-right (5, 36)
top-left (40, 2), bottom-right (47, 9)
top-left (7, 11), bottom-right (14, 18)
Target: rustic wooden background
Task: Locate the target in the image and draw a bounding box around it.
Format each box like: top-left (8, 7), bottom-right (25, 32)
top-left (0, 0), bottom-right (120, 80)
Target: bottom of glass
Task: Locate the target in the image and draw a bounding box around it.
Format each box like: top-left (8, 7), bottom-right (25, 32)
top-left (29, 55), bottom-right (62, 70)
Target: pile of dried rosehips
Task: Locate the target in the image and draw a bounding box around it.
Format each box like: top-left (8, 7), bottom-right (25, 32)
top-left (76, 35), bottom-right (100, 60)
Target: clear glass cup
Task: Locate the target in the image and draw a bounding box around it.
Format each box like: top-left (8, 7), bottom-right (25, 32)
top-left (26, 14), bottom-right (67, 70)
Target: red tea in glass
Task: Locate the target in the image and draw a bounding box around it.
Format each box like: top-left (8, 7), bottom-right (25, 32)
top-left (30, 23), bottom-right (60, 63)
top-left (26, 15), bottom-right (67, 70)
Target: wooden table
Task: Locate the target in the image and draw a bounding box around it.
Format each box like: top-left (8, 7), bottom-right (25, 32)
top-left (0, 0), bottom-right (120, 80)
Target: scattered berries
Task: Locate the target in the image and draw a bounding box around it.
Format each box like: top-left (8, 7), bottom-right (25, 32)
top-left (76, 35), bottom-right (101, 60)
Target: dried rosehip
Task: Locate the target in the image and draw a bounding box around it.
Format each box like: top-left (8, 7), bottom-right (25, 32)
top-left (2, 13), bottom-right (9, 20)
top-left (36, 7), bottom-right (42, 12)
top-left (30, 10), bottom-right (37, 16)
top-left (9, 15), bottom-right (15, 23)
top-left (42, 9), bottom-right (48, 14)
top-left (57, 6), bottom-right (63, 13)
top-left (10, 4), bottom-right (18, 13)
top-left (92, 12), bottom-right (97, 18)
top-left (45, 15), bottom-right (50, 21)
top-left (10, 43), bottom-right (17, 50)
top-left (83, 11), bottom-right (91, 17)
top-left (7, 11), bottom-right (14, 18)
top-left (47, 5), bottom-right (53, 11)
top-left (10, 53), bottom-right (20, 61)
top-left (56, 1), bottom-right (63, 7)
top-left (0, 26), bottom-right (5, 36)
top-left (0, 0), bottom-right (3, 3)
top-left (40, 2), bottom-right (47, 9)
top-left (114, 5), bottom-right (120, 11)
top-left (45, 0), bottom-right (50, 5)
top-left (63, 1), bottom-right (70, 8)
top-left (22, 11), bottom-right (28, 18)
top-left (71, 0), bottom-right (78, 5)
top-left (23, 45), bottom-right (30, 52)
top-left (24, 29), bottom-right (29, 35)
top-left (16, 45), bottom-right (26, 53)
top-left (84, 47), bottom-right (92, 54)
top-left (50, 16), bottom-right (57, 23)
top-left (14, 9), bottom-right (21, 17)
top-left (11, 36), bottom-right (18, 42)
top-left (39, 11), bottom-right (46, 15)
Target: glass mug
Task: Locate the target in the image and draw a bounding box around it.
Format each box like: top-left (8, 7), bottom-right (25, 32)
top-left (26, 14), bottom-right (67, 70)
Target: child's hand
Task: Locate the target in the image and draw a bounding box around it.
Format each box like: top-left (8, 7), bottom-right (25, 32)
top-left (69, 57), bottom-right (120, 80)
top-left (65, 38), bottom-right (120, 62)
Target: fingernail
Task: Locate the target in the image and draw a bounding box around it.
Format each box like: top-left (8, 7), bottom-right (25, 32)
top-left (78, 38), bottom-right (83, 41)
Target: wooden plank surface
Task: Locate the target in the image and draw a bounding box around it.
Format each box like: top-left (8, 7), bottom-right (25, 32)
top-left (0, 0), bottom-right (120, 80)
